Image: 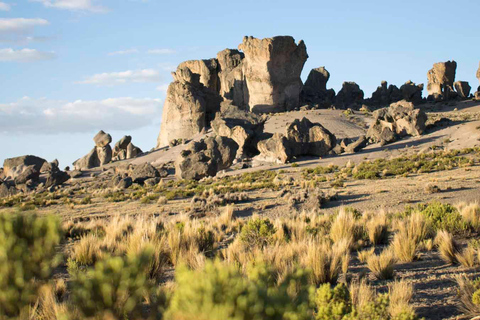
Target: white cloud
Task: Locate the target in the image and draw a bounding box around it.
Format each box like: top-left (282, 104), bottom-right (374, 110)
top-left (77, 69), bottom-right (161, 86)
top-left (30, 0), bottom-right (108, 13)
top-left (0, 97), bottom-right (162, 134)
top-left (147, 48), bottom-right (176, 55)
top-left (156, 84), bottom-right (169, 92)
top-left (0, 18), bottom-right (49, 33)
top-left (158, 62), bottom-right (176, 72)
top-left (0, 48), bottom-right (56, 62)
top-left (108, 48), bottom-right (139, 56)
top-left (0, 2), bottom-right (11, 11)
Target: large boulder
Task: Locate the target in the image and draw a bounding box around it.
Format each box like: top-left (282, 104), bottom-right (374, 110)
top-left (177, 59), bottom-right (219, 92)
top-left (130, 163), bottom-right (159, 184)
top-left (126, 143), bottom-right (142, 160)
top-left (238, 36), bottom-right (308, 113)
top-left (93, 130), bottom-right (112, 148)
top-left (211, 103), bottom-right (265, 157)
top-left (257, 118), bottom-right (336, 164)
top-left (366, 81), bottom-right (402, 108)
top-left (112, 136), bottom-right (142, 161)
top-left (400, 80), bottom-right (424, 105)
top-left (427, 60), bottom-right (457, 101)
top-left (45, 169), bottom-right (70, 188)
top-left (301, 67), bottom-right (336, 107)
top-left (3, 155), bottom-right (46, 179)
top-left (175, 136), bottom-right (238, 180)
top-left (335, 82), bottom-right (364, 109)
top-left (73, 145), bottom-right (112, 170)
top-left (14, 165), bottom-right (40, 185)
top-left (454, 81), bottom-right (471, 99)
top-left (217, 49), bottom-right (247, 109)
top-left (367, 100), bottom-right (427, 145)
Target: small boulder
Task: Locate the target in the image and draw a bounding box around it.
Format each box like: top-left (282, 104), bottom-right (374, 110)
top-left (454, 81), bottom-right (471, 99)
top-left (93, 130), bottom-right (112, 148)
top-left (286, 117), bottom-right (336, 157)
top-left (257, 133), bottom-right (292, 164)
top-left (126, 143), bottom-right (142, 159)
top-left (45, 169), bottom-right (70, 188)
top-left (344, 135), bottom-right (368, 153)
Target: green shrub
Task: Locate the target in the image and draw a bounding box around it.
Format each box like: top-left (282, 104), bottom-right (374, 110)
top-left (166, 259), bottom-right (312, 320)
top-left (239, 218), bottom-right (276, 248)
top-left (71, 248), bottom-right (154, 320)
top-left (314, 284), bottom-right (351, 320)
top-left (0, 213), bottom-right (62, 317)
top-left (414, 202), bottom-right (467, 233)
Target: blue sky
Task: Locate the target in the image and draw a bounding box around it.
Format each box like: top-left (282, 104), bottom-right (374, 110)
top-left (0, 0), bottom-right (479, 168)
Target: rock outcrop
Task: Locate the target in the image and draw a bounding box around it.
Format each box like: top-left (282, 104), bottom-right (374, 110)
top-left (211, 103), bottom-right (265, 158)
top-left (301, 67), bottom-right (335, 107)
top-left (335, 82), bottom-right (364, 109)
top-left (427, 61), bottom-right (457, 101)
top-left (367, 100), bottom-right (427, 145)
top-left (217, 49), bottom-right (247, 109)
top-left (454, 81), bottom-right (471, 99)
top-left (257, 117), bottom-right (336, 163)
top-left (366, 81), bottom-right (402, 108)
top-left (239, 36), bottom-right (308, 113)
top-left (112, 136), bottom-right (143, 161)
top-left (400, 81), bottom-right (424, 105)
top-left (175, 136), bottom-right (238, 180)
top-left (73, 130), bottom-right (113, 170)
top-left (130, 163), bottom-right (160, 184)
top-left (3, 155), bottom-right (46, 180)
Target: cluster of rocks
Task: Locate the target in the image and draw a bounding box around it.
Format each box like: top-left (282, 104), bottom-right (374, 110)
top-left (366, 100), bottom-right (427, 145)
top-left (74, 131), bottom-right (142, 170)
top-left (426, 60), bottom-right (474, 101)
top-left (0, 155), bottom-right (71, 197)
top-left (365, 80), bottom-right (424, 107)
top-left (109, 162), bottom-right (168, 189)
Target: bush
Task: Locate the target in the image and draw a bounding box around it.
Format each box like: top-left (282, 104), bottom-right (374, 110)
top-left (239, 218), bottom-right (276, 248)
top-left (314, 283), bottom-right (351, 320)
top-left (366, 249), bottom-right (396, 280)
top-left (71, 249), bottom-right (154, 320)
top-left (413, 202), bottom-right (467, 233)
top-left (166, 259), bottom-right (312, 320)
top-left (0, 213), bottom-right (62, 317)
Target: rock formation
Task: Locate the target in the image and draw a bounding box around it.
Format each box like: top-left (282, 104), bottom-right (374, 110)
top-left (257, 117), bottom-right (336, 163)
top-left (3, 155), bottom-right (46, 180)
top-left (454, 81), bottom-right (471, 99)
top-left (211, 103), bottom-right (265, 158)
top-left (112, 135), bottom-right (143, 161)
top-left (427, 60), bottom-right (457, 101)
top-left (175, 136), bottom-right (238, 180)
top-left (335, 82), bottom-right (364, 109)
top-left (217, 49), bottom-right (247, 109)
top-left (239, 36), bottom-right (308, 113)
top-left (400, 81), bottom-right (424, 105)
top-left (73, 130), bottom-right (113, 170)
top-left (366, 81), bottom-right (402, 108)
top-left (301, 67), bottom-right (335, 107)
top-left (367, 100), bottom-right (427, 145)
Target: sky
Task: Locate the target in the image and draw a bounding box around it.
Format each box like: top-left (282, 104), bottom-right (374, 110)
top-left (0, 0), bottom-right (479, 168)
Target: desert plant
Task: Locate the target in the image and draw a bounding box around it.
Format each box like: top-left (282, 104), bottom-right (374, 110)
top-left (388, 280), bottom-right (416, 319)
top-left (434, 230), bottom-right (460, 264)
top-left (0, 213), bottom-right (62, 317)
top-left (365, 211), bottom-right (389, 245)
top-left (357, 247), bottom-right (375, 264)
top-left (366, 249), bottom-right (396, 280)
top-left (330, 208), bottom-right (359, 248)
top-left (70, 233), bottom-right (103, 266)
top-left (71, 249), bottom-right (153, 320)
top-left (458, 202), bottom-right (480, 231)
top-left (455, 275), bottom-right (480, 317)
top-left (314, 283), bottom-right (351, 320)
top-left (302, 240), bottom-right (348, 286)
top-left (392, 219), bottom-right (421, 263)
top-left (416, 202), bottom-right (466, 233)
top-left (239, 217), bottom-right (276, 248)
top-left (455, 245), bottom-right (478, 268)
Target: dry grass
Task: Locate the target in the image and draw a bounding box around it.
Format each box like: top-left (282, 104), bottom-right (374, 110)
top-left (70, 233), bottom-right (103, 266)
top-left (357, 247), bottom-right (375, 263)
top-left (364, 210), bottom-right (389, 245)
top-left (366, 248), bottom-right (396, 280)
top-left (435, 230), bottom-right (460, 264)
top-left (350, 279), bottom-right (375, 310)
top-left (330, 208), bottom-right (358, 248)
top-left (392, 220), bottom-right (419, 263)
top-left (458, 201), bottom-right (480, 231)
top-left (29, 284), bottom-right (70, 320)
top-left (388, 280), bottom-right (416, 318)
top-left (455, 275), bottom-right (480, 317)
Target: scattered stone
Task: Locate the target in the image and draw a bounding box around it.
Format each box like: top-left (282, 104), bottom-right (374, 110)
top-left (367, 100), bottom-right (427, 145)
top-left (175, 135), bottom-right (238, 180)
top-left (335, 82), bottom-right (364, 109)
top-left (344, 135), bottom-right (368, 153)
top-left (427, 60), bottom-right (457, 101)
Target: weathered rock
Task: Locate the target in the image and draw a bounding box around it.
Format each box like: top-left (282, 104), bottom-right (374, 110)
top-left (40, 160), bottom-right (59, 173)
top-left (45, 169), bottom-right (70, 188)
top-left (239, 36), bottom-right (308, 113)
top-left (257, 133), bottom-right (291, 164)
top-left (3, 155), bottom-right (46, 179)
top-left (344, 135), bottom-right (368, 153)
top-left (0, 182), bottom-right (16, 198)
top-left (301, 67), bottom-right (335, 106)
top-left (111, 175), bottom-right (132, 189)
top-left (93, 130), bottom-right (112, 148)
top-left (366, 81), bottom-right (402, 107)
top-left (126, 143), bottom-right (142, 159)
top-left (427, 60), bottom-right (457, 101)
top-left (217, 49), bottom-right (247, 108)
top-left (211, 103), bottom-right (265, 157)
top-left (400, 80), bottom-right (424, 105)
top-left (175, 136), bottom-right (238, 180)
top-left (286, 117), bottom-right (336, 157)
top-left (14, 165), bottom-right (40, 185)
top-left (130, 163), bottom-right (159, 184)
top-left (144, 177), bottom-right (160, 186)
top-left (367, 100), bottom-right (427, 145)
top-left (113, 135), bottom-right (132, 160)
top-left (97, 145), bottom-right (112, 166)
top-left (454, 81), bottom-right (471, 99)
top-left (73, 146), bottom-right (112, 170)
top-left (335, 82), bottom-right (364, 109)
top-left (69, 170), bottom-right (82, 179)
top-left (177, 59), bottom-right (219, 92)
